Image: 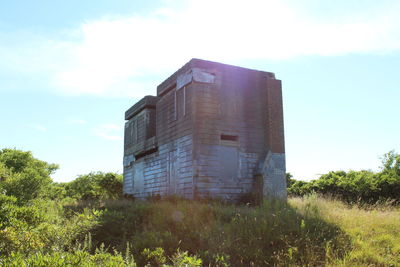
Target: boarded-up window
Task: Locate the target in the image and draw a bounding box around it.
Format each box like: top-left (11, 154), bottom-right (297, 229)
top-left (219, 146), bottom-right (238, 181)
top-left (124, 120), bottom-right (135, 146)
top-left (176, 87), bottom-right (186, 119)
top-left (125, 119), bottom-right (140, 145)
top-left (146, 109), bottom-right (156, 138)
top-left (134, 120), bottom-right (138, 143)
top-left (136, 114), bottom-right (146, 143)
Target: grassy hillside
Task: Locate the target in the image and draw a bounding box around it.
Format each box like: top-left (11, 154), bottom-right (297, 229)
top-left (1, 195), bottom-right (399, 266)
top-left (1, 149), bottom-right (399, 266)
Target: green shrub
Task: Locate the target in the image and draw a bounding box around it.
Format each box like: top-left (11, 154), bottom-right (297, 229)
top-left (0, 249), bottom-right (137, 267)
top-left (65, 172), bottom-right (123, 200)
top-left (0, 193), bottom-right (17, 228)
top-left (169, 250), bottom-right (202, 267)
top-left (288, 151), bottom-right (400, 204)
top-left (0, 149), bottom-right (58, 204)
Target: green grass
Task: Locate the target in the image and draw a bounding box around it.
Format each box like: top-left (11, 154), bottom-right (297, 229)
top-left (61, 196), bottom-right (352, 266)
top-left (1, 196), bottom-right (399, 266)
top-left (290, 196), bottom-right (400, 266)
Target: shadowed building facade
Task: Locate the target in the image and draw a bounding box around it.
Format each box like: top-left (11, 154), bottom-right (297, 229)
top-left (123, 59), bottom-right (286, 200)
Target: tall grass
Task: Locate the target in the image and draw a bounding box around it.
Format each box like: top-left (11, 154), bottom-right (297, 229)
top-left (2, 196), bottom-right (399, 266)
top-left (290, 195), bottom-right (400, 266)
top-left (71, 197), bottom-right (349, 266)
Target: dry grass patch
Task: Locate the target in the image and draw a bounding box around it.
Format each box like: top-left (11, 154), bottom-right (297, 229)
top-left (290, 196), bottom-right (400, 266)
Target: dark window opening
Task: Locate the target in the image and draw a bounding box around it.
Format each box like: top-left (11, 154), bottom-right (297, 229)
top-left (221, 134), bottom-right (238, 141)
top-left (135, 147), bottom-right (158, 161)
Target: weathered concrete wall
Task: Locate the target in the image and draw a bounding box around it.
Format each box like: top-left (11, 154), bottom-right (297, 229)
top-left (123, 58), bottom-right (286, 200)
top-left (188, 62), bottom-right (286, 200)
top-left (123, 135), bottom-right (194, 198)
top-left (257, 152), bottom-right (287, 199)
top-left (124, 109), bottom-right (157, 157)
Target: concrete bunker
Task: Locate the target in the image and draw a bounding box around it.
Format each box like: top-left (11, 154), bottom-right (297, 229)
top-left (123, 59), bottom-right (286, 200)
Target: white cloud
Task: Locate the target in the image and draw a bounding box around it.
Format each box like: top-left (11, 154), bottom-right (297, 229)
top-left (94, 124), bottom-right (123, 141)
top-left (3, 0), bottom-right (400, 96)
top-left (29, 124), bottom-right (47, 132)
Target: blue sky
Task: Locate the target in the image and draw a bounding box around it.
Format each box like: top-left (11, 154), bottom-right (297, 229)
top-left (1, 0), bottom-right (399, 182)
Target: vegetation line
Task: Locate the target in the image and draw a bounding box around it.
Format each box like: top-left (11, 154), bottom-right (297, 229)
top-left (0, 148), bottom-right (399, 266)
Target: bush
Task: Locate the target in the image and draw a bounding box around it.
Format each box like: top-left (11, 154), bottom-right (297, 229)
top-left (288, 151), bottom-right (400, 204)
top-left (0, 249), bottom-right (137, 267)
top-left (65, 172), bottom-right (123, 200)
top-left (0, 149), bottom-right (58, 204)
